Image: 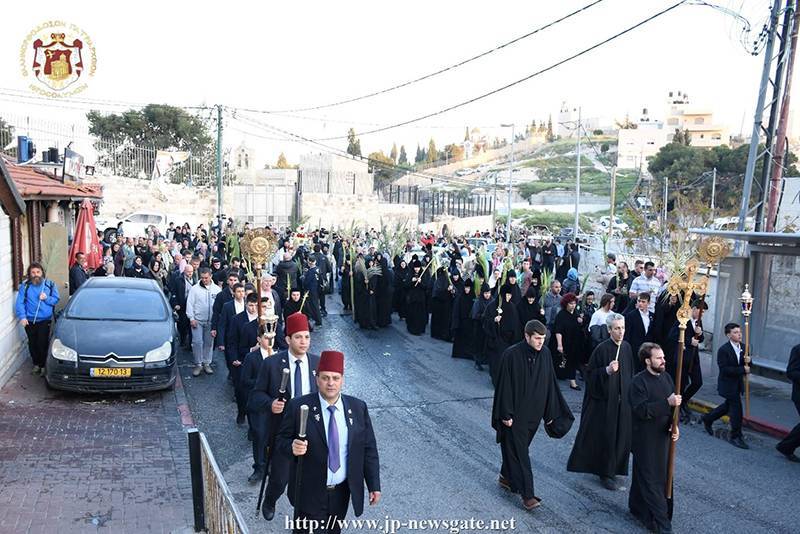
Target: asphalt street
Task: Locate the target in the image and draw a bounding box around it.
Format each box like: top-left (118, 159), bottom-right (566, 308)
top-left (180, 299), bottom-right (797, 534)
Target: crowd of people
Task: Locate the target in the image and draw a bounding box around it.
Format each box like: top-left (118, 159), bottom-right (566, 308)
top-left (44, 218), bottom-right (799, 533)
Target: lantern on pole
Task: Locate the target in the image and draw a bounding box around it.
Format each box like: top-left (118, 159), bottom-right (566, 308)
top-left (740, 284), bottom-right (753, 417)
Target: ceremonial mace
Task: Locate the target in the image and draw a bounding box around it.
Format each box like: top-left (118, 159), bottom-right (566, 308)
top-left (294, 405), bottom-right (310, 507)
top-left (740, 284), bottom-right (753, 418)
top-left (689, 238), bottom-right (731, 375)
top-left (665, 260), bottom-right (708, 499)
top-left (254, 317), bottom-right (283, 514)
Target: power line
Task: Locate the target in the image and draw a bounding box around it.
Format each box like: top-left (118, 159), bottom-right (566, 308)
top-left (241, 0), bottom-right (606, 114)
top-left (0, 88), bottom-right (210, 111)
top-left (310, 0), bottom-right (688, 142)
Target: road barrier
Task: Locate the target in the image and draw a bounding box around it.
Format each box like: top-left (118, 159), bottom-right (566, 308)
top-left (188, 428), bottom-right (250, 534)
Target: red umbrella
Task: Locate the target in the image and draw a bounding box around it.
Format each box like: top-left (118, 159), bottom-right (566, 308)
top-left (69, 199), bottom-right (103, 269)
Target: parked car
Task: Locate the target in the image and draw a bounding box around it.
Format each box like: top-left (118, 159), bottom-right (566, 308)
top-left (557, 227), bottom-right (590, 243)
top-left (46, 277), bottom-right (177, 393)
top-left (597, 215), bottom-right (629, 233)
top-left (96, 210), bottom-right (169, 242)
top-left (454, 168), bottom-right (475, 177)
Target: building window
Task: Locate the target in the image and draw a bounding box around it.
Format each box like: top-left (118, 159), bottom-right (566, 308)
top-left (712, 133), bottom-right (721, 140)
top-left (245, 154), bottom-right (249, 169)
top-left (694, 117), bottom-right (705, 125)
top-left (667, 118), bottom-right (678, 125)
top-left (700, 134), bottom-right (705, 139)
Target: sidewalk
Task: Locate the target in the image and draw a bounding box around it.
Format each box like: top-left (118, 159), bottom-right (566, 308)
top-left (688, 350), bottom-right (797, 439)
top-left (0, 362), bottom-right (194, 533)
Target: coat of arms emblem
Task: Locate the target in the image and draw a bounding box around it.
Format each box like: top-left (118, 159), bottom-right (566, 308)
top-left (20, 21), bottom-right (96, 97)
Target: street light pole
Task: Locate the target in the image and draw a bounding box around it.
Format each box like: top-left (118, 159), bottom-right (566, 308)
top-left (574, 107), bottom-right (582, 238)
top-left (501, 123), bottom-right (515, 245)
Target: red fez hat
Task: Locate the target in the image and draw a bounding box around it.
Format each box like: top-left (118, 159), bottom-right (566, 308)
top-left (318, 350), bottom-right (344, 375)
top-left (285, 312), bottom-right (310, 336)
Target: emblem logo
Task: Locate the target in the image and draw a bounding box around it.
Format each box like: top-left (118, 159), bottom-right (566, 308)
top-left (20, 21), bottom-right (96, 97)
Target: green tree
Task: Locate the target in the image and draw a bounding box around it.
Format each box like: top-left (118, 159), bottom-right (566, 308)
top-left (427, 138), bottom-right (438, 163)
top-left (367, 150), bottom-right (397, 188)
top-left (464, 126), bottom-right (470, 142)
top-left (346, 128), bottom-right (362, 157)
top-left (600, 143), bottom-right (610, 153)
top-left (593, 129), bottom-right (604, 135)
top-left (398, 145), bottom-right (408, 165)
top-left (546, 115), bottom-right (555, 142)
top-left (276, 152), bottom-right (289, 169)
top-left (445, 144), bottom-right (465, 162)
top-left (415, 144), bottom-right (424, 163)
top-left (672, 128), bottom-right (691, 146)
top-left (390, 142), bottom-right (398, 163)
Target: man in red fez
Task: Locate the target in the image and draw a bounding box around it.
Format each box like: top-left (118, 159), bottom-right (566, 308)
top-left (249, 312), bottom-right (320, 520)
top-left (278, 350), bottom-right (381, 534)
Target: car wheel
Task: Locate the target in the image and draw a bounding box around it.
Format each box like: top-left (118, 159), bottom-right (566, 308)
top-left (103, 228), bottom-right (117, 243)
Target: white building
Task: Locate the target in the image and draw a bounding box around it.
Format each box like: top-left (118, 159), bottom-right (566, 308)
top-left (557, 102), bottom-right (600, 138)
top-left (617, 108), bottom-right (670, 170)
top-left (664, 90), bottom-right (728, 148)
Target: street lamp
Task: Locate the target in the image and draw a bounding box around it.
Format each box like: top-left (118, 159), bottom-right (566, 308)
top-left (501, 123), bottom-right (515, 247)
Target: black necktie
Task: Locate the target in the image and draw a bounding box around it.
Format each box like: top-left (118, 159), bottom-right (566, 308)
top-left (294, 360), bottom-right (302, 398)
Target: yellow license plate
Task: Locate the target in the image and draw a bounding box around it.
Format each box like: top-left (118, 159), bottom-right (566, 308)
top-left (90, 367), bottom-right (131, 378)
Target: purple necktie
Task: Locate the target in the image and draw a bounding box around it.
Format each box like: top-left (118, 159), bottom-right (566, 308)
top-left (327, 405), bottom-right (340, 473)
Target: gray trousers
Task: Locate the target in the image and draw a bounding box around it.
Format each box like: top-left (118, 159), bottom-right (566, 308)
top-left (191, 321), bottom-right (213, 365)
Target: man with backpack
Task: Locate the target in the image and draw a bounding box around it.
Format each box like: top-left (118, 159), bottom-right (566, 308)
top-left (15, 262), bottom-right (60, 376)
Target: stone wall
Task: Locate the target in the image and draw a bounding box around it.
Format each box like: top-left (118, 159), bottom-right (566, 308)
top-left (418, 215), bottom-right (493, 236)
top-left (300, 193), bottom-right (418, 231)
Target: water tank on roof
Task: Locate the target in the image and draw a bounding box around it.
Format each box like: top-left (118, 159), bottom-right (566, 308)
top-left (16, 136), bottom-right (36, 162)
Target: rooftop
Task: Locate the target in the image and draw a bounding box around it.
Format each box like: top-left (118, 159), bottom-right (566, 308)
top-left (1, 157), bottom-right (102, 201)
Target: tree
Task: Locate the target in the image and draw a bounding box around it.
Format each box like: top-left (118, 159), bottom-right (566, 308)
top-left (367, 150), bottom-right (397, 188)
top-left (427, 138), bottom-right (438, 163)
top-left (672, 128), bottom-right (691, 146)
top-left (346, 128), bottom-right (362, 157)
top-left (415, 144), bottom-right (424, 164)
top-left (593, 129), bottom-right (604, 135)
top-left (600, 143), bottom-right (610, 154)
top-left (546, 115), bottom-right (555, 142)
top-left (390, 142), bottom-right (398, 163)
top-left (445, 144), bottom-right (465, 162)
top-left (398, 145), bottom-right (408, 165)
top-left (465, 126), bottom-right (470, 142)
top-left (86, 104), bottom-right (214, 182)
top-left (276, 152), bottom-right (289, 169)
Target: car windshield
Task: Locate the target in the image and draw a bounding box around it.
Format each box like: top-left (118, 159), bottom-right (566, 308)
top-left (66, 287), bottom-right (168, 321)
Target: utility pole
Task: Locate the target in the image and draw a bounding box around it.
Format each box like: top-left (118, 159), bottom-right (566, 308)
top-left (574, 107), bottom-right (582, 238)
top-left (767, 3), bottom-right (799, 231)
top-left (501, 123), bottom-right (515, 244)
top-left (215, 104), bottom-right (223, 218)
top-left (738, 0), bottom-right (784, 232)
top-left (710, 167), bottom-right (717, 216)
top-left (608, 165), bottom-right (618, 240)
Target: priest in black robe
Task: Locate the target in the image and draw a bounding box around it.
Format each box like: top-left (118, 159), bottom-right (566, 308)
top-left (629, 342), bottom-right (681, 534)
top-left (451, 279), bottom-right (475, 359)
top-left (492, 320), bottom-right (574, 510)
top-left (567, 312), bottom-right (634, 490)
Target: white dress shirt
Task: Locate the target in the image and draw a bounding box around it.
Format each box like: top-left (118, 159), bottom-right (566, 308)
top-left (259, 347), bottom-right (271, 360)
top-left (731, 341), bottom-right (742, 363)
top-left (289, 351), bottom-right (311, 398)
top-left (234, 299), bottom-right (245, 315)
top-left (640, 310), bottom-right (651, 333)
top-left (320, 393), bottom-right (349, 486)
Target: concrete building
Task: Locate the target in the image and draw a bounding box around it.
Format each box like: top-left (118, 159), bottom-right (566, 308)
top-left (617, 108), bottom-right (670, 170)
top-left (665, 90), bottom-right (728, 148)
top-left (557, 102), bottom-right (600, 139)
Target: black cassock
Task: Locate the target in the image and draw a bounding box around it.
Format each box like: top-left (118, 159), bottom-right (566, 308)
top-left (392, 263), bottom-right (408, 319)
top-left (483, 299), bottom-right (522, 387)
top-left (430, 272), bottom-right (454, 341)
top-left (567, 338), bottom-right (633, 478)
top-left (354, 270), bottom-right (369, 326)
top-left (376, 263), bottom-right (393, 327)
top-left (491, 342), bottom-right (574, 500)
top-left (451, 287), bottom-right (475, 359)
top-left (628, 370), bottom-right (675, 533)
top-left (404, 271), bottom-right (429, 335)
top-left (340, 262), bottom-right (352, 310)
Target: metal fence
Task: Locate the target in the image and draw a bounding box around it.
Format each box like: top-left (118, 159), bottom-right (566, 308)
top-left (189, 429), bottom-right (249, 534)
top-left (377, 184), bottom-right (494, 224)
top-left (298, 168), bottom-right (373, 196)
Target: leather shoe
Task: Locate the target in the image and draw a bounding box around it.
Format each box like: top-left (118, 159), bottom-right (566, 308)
top-left (236, 413), bottom-right (246, 426)
top-left (600, 476), bottom-right (618, 490)
top-left (702, 417), bottom-right (713, 436)
top-left (730, 437), bottom-right (749, 449)
top-left (776, 445), bottom-right (800, 462)
top-left (262, 501), bottom-right (276, 521)
top-left (522, 496), bottom-right (541, 510)
top-left (247, 467), bottom-right (264, 484)
top-left (498, 475), bottom-right (512, 491)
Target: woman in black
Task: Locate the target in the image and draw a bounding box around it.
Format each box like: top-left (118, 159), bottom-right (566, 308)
top-left (340, 256), bottom-right (352, 311)
top-left (404, 260), bottom-right (429, 335)
top-left (483, 284), bottom-right (522, 387)
top-left (450, 279), bottom-right (475, 360)
top-left (470, 283), bottom-right (493, 371)
top-left (353, 256), bottom-right (369, 327)
top-left (516, 286), bottom-right (544, 337)
top-left (392, 257), bottom-right (408, 320)
top-left (376, 256), bottom-right (393, 328)
top-left (430, 267), bottom-right (454, 341)
top-left (149, 259), bottom-right (168, 294)
top-left (552, 292), bottom-right (583, 390)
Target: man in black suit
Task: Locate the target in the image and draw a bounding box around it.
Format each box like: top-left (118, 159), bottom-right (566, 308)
top-left (216, 283), bottom-right (250, 375)
top-left (211, 271), bottom-right (241, 340)
top-left (169, 263), bottom-right (195, 348)
top-left (667, 300), bottom-right (706, 423)
top-left (776, 344), bottom-right (800, 462)
top-left (277, 350), bottom-right (380, 534)
top-left (624, 292), bottom-right (655, 373)
top-left (311, 244), bottom-right (330, 317)
top-left (249, 312), bottom-right (320, 520)
top-left (702, 322), bottom-right (750, 449)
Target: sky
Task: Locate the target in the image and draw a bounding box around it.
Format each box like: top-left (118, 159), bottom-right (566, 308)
top-left (0, 0), bottom-right (790, 167)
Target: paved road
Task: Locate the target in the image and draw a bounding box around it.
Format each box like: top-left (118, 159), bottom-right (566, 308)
top-left (181, 301), bottom-right (797, 534)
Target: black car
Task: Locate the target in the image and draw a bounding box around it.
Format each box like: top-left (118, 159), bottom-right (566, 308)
top-left (46, 277), bottom-right (177, 393)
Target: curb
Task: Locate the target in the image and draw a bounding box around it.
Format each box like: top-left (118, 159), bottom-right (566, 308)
top-left (688, 398), bottom-right (790, 440)
top-left (173, 372), bottom-right (195, 428)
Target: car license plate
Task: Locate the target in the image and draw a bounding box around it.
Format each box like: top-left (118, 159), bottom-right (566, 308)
top-left (90, 367), bottom-right (131, 378)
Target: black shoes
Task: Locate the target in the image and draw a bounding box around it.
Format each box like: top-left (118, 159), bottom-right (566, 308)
top-left (236, 413), bottom-right (246, 426)
top-left (569, 383), bottom-right (582, 391)
top-left (702, 417), bottom-right (714, 436)
top-left (474, 363), bottom-right (484, 371)
top-left (730, 436), bottom-right (749, 449)
top-left (247, 467), bottom-right (264, 484)
top-left (776, 445), bottom-right (800, 463)
top-left (262, 501), bottom-right (276, 521)
top-left (600, 476), bottom-right (618, 491)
